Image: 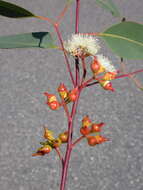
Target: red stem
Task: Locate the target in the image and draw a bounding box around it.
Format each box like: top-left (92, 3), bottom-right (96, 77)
top-left (115, 69), bottom-right (143, 79)
top-left (60, 89), bottom-right (82, 190)
top-left (60, 1), bottom-right (81, 190)
top-left (54, 24), bottom-right (75, 87)
top-left (75, 0), bottom-right (80, 33)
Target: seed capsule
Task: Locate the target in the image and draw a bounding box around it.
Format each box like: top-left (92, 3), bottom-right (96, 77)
top-left (43, 127), bottom-right (55, 140)
top-left (102, 72), bottom-right (117, 81)
top-left (87, 136), bottom-right (97, 146)
top-left (68, 87), bottom-right (78, 102)
top-left (52, 138), bottom-right (62, 148)
top-left (80, 126), bottom-right (91, 136)
top-left (44, 92), bottom-right (60, 110)
top-left (59, 131), bottom-right (68, 143)
top-left (82, 115), bottom-right (92, 127)
top-left (48, 101), bottom-right (60, 110)
top-left (95, 135), bottom-right (109, 144)
top-left (99, 80), bottom-right (115, 91)
top-left (91, 123), bottom-right (104, 133)
top-left (58, 83), bottom-right (68, 99)
top-left (32, 145), bottom-right (52, 156)
top-left (91, 57), bottom-right (105, 74)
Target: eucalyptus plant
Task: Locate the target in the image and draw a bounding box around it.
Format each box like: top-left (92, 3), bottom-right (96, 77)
top-left (0, 0), bottom-right (143, 190)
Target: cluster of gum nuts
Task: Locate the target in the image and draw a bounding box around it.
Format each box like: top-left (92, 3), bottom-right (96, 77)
top-left (80, 115), bottom-right (108, 146)
top-left (32, 116), bottom-right (108, 156)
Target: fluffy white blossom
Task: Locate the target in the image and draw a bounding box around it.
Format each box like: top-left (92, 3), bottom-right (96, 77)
top-left (64, 34), bottom-right (100, 57)
top-left (96, 54), bottom-right (117, 73)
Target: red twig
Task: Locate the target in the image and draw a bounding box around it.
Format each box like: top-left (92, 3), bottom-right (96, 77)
top-left (72, 135), bottom-right (85, 147)
top-left (115, 69), bottom-right (143, 79)
top-left (54, 24), bottom-right (75, 87)
top-left (56, 4), bottom-right (70, 24)
top-left (55, 147), bottom-right (64, 166)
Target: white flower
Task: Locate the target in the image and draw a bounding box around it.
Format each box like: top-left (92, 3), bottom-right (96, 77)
top-left (64, 34), bottom-right (100, 57)
top-left (96, 54), bottom-right (117, 73)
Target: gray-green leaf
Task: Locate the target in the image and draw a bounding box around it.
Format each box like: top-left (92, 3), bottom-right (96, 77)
top-left (0, 32), bottom-right (57, 49)
top-left (0, 0), bottom-right (35, 18)
top-left (100, 21), bottom-right (143, 59)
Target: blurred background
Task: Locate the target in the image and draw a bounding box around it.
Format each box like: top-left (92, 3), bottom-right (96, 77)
top-left (0, 0), bottom-right (143, 190)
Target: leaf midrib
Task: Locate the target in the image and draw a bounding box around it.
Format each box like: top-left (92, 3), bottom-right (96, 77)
top-left (100, 32), bottom-right (143, 47)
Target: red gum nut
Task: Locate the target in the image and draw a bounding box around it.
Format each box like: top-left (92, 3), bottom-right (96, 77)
top-left (104, 82), bottom-right (114, 91)
top-left (59, 131), bottom-right (68, 143)
top-left (52, 138), bottom-right (62, 148)
top-left (38, 145), bottom-right (52, 155)
top-left (48, 101), bottom-right (60, 110)
top-left (58, 83), bottom-right (68, 92)
top-left (68, 88), bottom-right (78, 101)
top-left (90, 59), bottom-right (100, 73)
top-left (80, 126), bottom-right (91, 136)
top-left (91, 123), bottom-right (104, 133)
top-left (95, 135), bottom-right (109, 144)
top-left (87, 136), bottom-right (97, 146)
top-left (100, 80), bottom-right (115, 92)
top-left (82, 115), bottom-right (92, 127)
top-left (103, 72), bottom-right (117, 81)
top-left (44, 93), bottom-right (57, 103)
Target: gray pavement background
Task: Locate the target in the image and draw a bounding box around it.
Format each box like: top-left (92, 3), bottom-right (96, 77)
top-left (0, 0), bottom-right (143, 190)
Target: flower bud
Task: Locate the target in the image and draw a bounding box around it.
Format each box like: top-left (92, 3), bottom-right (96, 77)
top-left (68, 87), bottom-right (78, 102)
top-left (80, 126), bottom-right (91, 136)
top-left (102, 72), bottom-right (117, 81)
top-left (95, 135), bottom-right (109, 144)
top-left (82, 115), bottom-right (92, 127)
top-left (91, 57), bottom-right (105, 74)
top-left (44, 93), bottom-right (57, 103)
top-left (59, 131), bottom-right (68, 143)
top-left (87, 136), bottom-right (97, 146)
top-left (48, 101), bottom-right (60, 110)
top-left (91, 123), bottom-right (104, 133)
top-left (43, 127), bottom-right (55, 140)
top-left (99, 80), bottom-right (115, 91)
top-left (52, 138), bottom-right (62, 148)
top-left (58, 83), bottom-right (68, 99)
top-left (44, 92), bottom-right (60, 110)
top-left (32, 145), bottom-right (52, 156)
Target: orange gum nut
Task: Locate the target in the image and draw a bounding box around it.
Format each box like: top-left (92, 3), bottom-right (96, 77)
top-left (59, 131), bottom-right (68, 143)
top-left (90, 59), bottom-right (100, 73)
top-left (82, 115), bottom-right (92, 127)
top-left (48, 101), bottom-right (60, 110)
top-left (68, 87), bottom-right (78, 101)
top-left (91, 123), bottom-right (104, 133)
top-left (102, 72), bottom-right (117, 81)
top-left (58, 83), bottom-right (68, 92)
top-left (80, 126), bottom-right (91, 136)
top-left (87, 136), bottom-right (97, 146)
top-left (95, 135), bottom-right (109, 144)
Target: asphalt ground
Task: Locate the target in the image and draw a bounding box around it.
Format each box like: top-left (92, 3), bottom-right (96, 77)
top-left (0, 0), bottom-right (143, 190)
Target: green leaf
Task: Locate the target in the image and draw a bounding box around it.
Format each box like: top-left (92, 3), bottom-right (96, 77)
top-left (0, 0), bottom-right (35, 18)
top-left (100, 21), bottom-right (143, 59)
top-left (0, 32), bottom-right (57, 49)
top-left (95, 0), bottom-right (120, 17)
